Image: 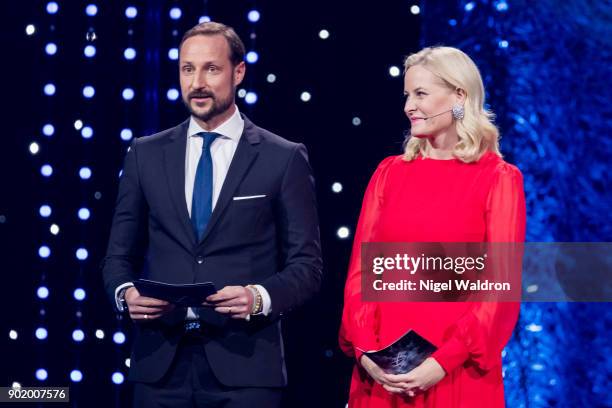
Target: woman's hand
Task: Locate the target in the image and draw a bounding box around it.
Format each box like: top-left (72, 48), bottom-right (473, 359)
top-left (384, 357), bottom-right (446, 396)
top-left (359, 355), bottom-right (408, 394)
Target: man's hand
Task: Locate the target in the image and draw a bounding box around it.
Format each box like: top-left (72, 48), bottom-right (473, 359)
top-left (383, 357), bottom-right (446, 396)
top-left (125, 287), bottom-right (175, 321)
top-left (205, 286), bottom-right (254, 319)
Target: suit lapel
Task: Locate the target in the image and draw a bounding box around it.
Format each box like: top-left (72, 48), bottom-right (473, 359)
top-left (163, 119), bottom-right (196, 248)
top-left (198, 116), bottom-right (261, 246)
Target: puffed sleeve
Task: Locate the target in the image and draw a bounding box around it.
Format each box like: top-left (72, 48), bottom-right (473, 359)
top-left (431, 162), bottom-right (526, 373)
top-left (339, 156), bottom-right (396, 361)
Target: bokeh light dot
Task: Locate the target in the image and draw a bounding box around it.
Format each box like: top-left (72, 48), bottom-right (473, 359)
top-left (72, 329), bottom-right (85, 342)
top-left (389, 66), bottom-right (401, 77)
top-left (43, 124), bottom-right (55, 136)
top-left (112, 372), bottom-right (124, 384)
top-left (50, 224), bottom-right (60, 235)
top-left (496, 1), bottom-right (509, 11)
top-left (79, 167), bottom-right (92, 180)
top-left (74, 288), bottom-right (86, 301)
top-left (36, 369), bottom-right (48, 381)
top-left (70, 370), bottom-right (83, 382)
top-left (337, 226), bottom-right (350, 239)
top-left (41, 164), bottom-right (53, 177)
top-left (85, 4), bottom-right (98, 16)
top-left (81, 126), bottom-right (93, 139)
top-left (83, 85), bottom-right (95, 98)
top-left (78, 208), bottom-right (91, 220)
top-left (167, 88), bottom-right (179, 101)
top-left (245, 92), bottom-right (258, 104)
top-left (30, 142), bottom-right (40, 155)
top-left (46, 2), bottom-right (59, 15)
top-left (246, 51), bottom-right (259, 63)
top-left (113, 331), bottom-right (126, 344)
top-left (37, 286), bottom-right (50, 299)
top-left (76, 248), bottom-right (88, 261)
top-left (248, 10), bottom-right (260, 22)
top-left (124, 47), bottom-right (136, 60)
top-left (84, 45), bottom-right (96, 57)
top-left (169, 7), bottom-right (182, 19)
top-left (45, 43), bottom-right (57, 55)
top-left (40, 205), bottom-right (52, 217)
top-left (44, 83), bottom-right (56, 95)
top-left (122, 88), bottom-right (135, 100)
top-left (125, 6), bottom-right (137, 19)
top-left (35, 327), bottom-right (48, 340)
top-left (120, 129), bottom-right (133, 141)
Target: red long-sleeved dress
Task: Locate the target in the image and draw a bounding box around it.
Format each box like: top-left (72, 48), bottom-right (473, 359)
top-left (339, 152), bottom-right (526, 407)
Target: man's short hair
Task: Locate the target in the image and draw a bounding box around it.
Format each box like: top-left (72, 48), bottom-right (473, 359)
top-left (180, 21), bottom-right (245, 66)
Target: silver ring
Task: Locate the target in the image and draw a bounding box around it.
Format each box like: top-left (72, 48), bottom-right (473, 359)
top-left (144, 314), bottom-right (149, 319)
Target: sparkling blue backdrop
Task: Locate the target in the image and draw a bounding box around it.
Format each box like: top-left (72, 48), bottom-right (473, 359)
top-left (420, 1), bottom-right (611, 406)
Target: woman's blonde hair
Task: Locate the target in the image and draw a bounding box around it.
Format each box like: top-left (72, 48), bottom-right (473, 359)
top-left (403, 46), bottom-right (501, 162)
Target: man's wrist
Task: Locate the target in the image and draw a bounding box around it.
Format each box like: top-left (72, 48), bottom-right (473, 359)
top-left (114, 282), bottom-right (134, 312)
top-left (117, 287), bottom-right (129, 312)
top-left (246, 285), bottom-right (263, 315)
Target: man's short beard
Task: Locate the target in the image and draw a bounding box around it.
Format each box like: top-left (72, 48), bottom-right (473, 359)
top-left (183, 91), bottom-right (234, 123)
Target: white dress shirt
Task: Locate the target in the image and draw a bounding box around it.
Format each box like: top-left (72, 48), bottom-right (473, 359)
top-left (115, 106), bottom-right (271, 319)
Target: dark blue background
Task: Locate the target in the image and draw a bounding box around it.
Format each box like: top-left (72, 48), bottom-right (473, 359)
top-left (1, 1), bottom-right (610, 407)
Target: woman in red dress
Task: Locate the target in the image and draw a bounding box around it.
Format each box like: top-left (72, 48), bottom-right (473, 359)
top-left (339, 46), bottom-right (526, 407)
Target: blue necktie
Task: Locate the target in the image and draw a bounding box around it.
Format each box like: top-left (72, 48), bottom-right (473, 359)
top-left (191, 132), bottom-right (219, 241)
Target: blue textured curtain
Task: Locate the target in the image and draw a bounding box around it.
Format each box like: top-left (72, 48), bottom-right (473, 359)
top-left (420, 1), bottom-right (612, 406)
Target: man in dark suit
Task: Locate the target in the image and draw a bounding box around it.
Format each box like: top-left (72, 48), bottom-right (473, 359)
top-left (101, 21), bottom-right (322, 407)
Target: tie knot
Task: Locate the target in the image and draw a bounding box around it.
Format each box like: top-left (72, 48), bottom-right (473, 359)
top-left (197, 132), bottom-right (219, 150)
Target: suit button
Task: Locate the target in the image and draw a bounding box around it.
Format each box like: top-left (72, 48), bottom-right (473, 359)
top-left (195, 256), bottom-right (204, 264)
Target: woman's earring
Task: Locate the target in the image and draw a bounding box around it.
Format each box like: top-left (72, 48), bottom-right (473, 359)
top-left (452, 104), bottom-right (465, 120)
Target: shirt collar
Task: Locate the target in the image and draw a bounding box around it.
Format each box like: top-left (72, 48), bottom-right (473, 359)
top-left (187, 105), bottom-right (244, 141)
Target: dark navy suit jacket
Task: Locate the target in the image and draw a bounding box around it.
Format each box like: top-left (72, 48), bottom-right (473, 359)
top-left (101, 115), bottom-right (322, 386)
